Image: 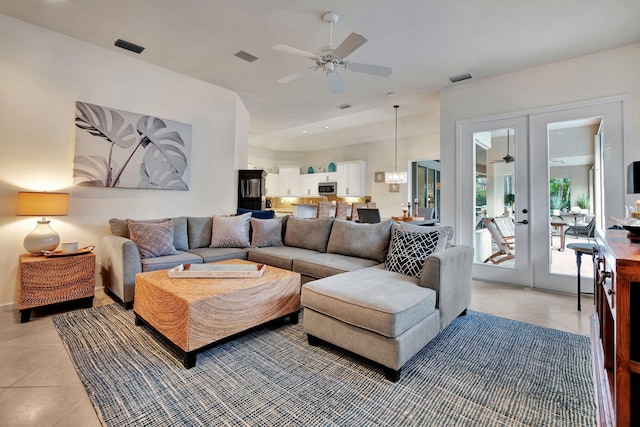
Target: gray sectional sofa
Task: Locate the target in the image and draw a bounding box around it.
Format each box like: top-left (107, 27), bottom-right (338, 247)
top-left (99, 214), bottom-right (473, 381)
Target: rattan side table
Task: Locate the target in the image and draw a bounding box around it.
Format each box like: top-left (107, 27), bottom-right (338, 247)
top-left (18, 252), bottom-right (95, 323)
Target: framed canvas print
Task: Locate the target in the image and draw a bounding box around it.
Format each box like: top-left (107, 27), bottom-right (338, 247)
top-left (375, 171), bottom-right (386, 183)
top-left (73, 101), bottom-right (192, 190)
top-left (389, 183), bottom-right (400, 192)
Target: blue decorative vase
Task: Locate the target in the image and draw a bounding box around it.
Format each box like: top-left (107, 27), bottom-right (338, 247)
top-left (307, 167), bottom-right (314, 174)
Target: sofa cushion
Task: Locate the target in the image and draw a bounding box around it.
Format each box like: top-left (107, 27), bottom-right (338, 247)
top-left (187, 247), bottom-right (248, 263)
top-left (171, 216), bottom-right (189, 251)
top-left (127, 220), bottom-right (179, 259)
top-left (210, 212), bottom-right (251, 248)
top-left (250, 217), bottom-right (283, 247)
top-left (293, 253), bottom-right (379, 279)
top-left (187, 217), bottom-right (213, 249)
top-left (384, 228), bottom-right (447, 278)
top-left (247, 246), bottom-right (320, 271)
top-left (284, 217), bottom-right (334, 252)
top-left (301, 266), bottom-right (436, 338)
top-left (141, 251), bottom-right (204, 272)
top-left (326, 219), bottom-right (392, 263)
top-left (237, 208), bottom-right (276, 219)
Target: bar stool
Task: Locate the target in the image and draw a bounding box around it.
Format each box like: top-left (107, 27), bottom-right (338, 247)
top-left (566, 219), bottom-right (597, 311)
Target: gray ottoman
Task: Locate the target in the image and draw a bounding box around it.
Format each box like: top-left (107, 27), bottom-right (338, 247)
top-left (301, 265), bottom-right (441, 381)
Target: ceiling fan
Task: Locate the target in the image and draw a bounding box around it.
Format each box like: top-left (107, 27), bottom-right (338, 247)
top-left (491, 129), bottom-right (515, 164)
top-left (273, 12), bottom-right (392, 94)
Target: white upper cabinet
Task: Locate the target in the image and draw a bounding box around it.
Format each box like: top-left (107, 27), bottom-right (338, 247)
top-left (265, 173), bottom-right (279, 197)
top-left (278, 166), bottom-right (300, 196)
top-left (299, 174), bottom-right (318, 197)
top-left (336, 161), bottom-right (366, 197)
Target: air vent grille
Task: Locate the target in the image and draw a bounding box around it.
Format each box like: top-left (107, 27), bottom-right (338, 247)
top-left (114, 39), bottom-right (145, 54)
top-left (449, 73), bottom-right (472, 83)
top-left (234, 51), bottom-right (258, 63)
top-left (337, 103), bottom-right (351, 110)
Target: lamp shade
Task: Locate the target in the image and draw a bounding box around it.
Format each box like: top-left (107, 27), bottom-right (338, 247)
top-left (17, 192), bottom-right (68, 216)
top-left (627, 162), bottom-right (640, 194)
top-left (385, 172), bottom-right (408, 184)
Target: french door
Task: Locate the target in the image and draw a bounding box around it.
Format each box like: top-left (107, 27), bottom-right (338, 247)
top-left (457, 98), bottom-right (626, 292)
top-left (459, 117), bottom-right (530, 286)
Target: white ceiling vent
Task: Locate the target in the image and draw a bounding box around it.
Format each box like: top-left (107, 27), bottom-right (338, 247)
top-left (449, 73), bottom-right (472, 83)
top-left (114, 39), bottom-right (145, 54)
top-left (234, 51), bottom-right (258, 63)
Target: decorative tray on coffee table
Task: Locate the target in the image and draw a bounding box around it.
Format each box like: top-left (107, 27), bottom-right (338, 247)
top-left (168, 263), bottom-right (266, 278)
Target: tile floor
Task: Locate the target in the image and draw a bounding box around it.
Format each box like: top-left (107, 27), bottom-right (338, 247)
top-left (0, 283), bottom-right (596, 426)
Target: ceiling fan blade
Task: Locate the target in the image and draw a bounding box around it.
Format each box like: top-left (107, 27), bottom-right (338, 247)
top-left (347, 62), bottom-right (392, 77)
top-left (327, 71), bottom-right (344, 94)
top-left (273, 44), bottom-right (317, 59)
top-left (334, 32), bottom-right (367, 58)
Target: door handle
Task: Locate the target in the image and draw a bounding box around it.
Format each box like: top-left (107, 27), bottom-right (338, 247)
top-left (517, 219), bottom-right (529, 225)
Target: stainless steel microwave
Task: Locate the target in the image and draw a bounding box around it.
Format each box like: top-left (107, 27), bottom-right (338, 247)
top-left (318, 181), bottom-right (337, 195)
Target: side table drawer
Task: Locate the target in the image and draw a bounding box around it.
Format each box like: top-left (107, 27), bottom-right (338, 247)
top-left (18, 253), bottom-right (95, 310)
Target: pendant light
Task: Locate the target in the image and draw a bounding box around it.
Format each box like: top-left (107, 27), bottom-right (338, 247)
top-left (385, 105), bottom-right (407, 184)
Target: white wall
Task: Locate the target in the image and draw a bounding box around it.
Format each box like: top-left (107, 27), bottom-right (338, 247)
top-left (440, 43), bottom-right (640, 239)
top-left (0, 15), bottom-right (249, 306)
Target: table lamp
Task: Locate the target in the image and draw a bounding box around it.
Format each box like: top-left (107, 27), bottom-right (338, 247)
top-left (17, 192), bottom-right (69, 254)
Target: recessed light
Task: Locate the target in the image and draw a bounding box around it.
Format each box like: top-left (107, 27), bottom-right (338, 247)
top-left (386, 92), bottom-right (395, 97)
top-left (302, 130), bottom-right (308, 134)
top-left (324, 125), bottom-right (330, 129)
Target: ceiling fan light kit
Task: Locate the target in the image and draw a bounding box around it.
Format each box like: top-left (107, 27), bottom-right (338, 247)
top-left (273, 11), bottom-right (392, 94)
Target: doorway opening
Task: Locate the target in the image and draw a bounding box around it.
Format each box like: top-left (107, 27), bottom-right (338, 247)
top-left (410, 160), bottom-right (441, 221)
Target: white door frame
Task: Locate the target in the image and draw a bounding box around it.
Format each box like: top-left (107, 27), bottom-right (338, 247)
top-left (456, 95), bottom-right (630, 290)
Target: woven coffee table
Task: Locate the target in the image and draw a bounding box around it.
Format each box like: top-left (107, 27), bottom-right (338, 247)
top-left (134, 259), bottom-right (301, 368)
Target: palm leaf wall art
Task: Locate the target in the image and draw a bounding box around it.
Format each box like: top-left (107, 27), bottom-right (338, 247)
top-left (73, 102), bottom-right (191, 190)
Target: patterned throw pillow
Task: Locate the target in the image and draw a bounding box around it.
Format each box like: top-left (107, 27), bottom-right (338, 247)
top-left (250, 217), bottom-right (283, 247)
top-left (210, 212), bottom-right (251, 248)
top-left (384, 229), bottom-right (446, 278)
top-left (128, 220), bottom-right (179, 259)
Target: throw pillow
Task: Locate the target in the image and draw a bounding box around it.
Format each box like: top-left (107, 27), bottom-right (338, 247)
top-left (384, 228), bottom-right (447, 278)
top-left (210, 212), bottom-right (251, 248)
top-left (250, 217), bottom-right (283, 247)
top-left (109, 218), bottom-right (129, 238)
top-left (128, 220), bottom-right (179, 259)
top-left (237, 208), bottom-right (276, 219)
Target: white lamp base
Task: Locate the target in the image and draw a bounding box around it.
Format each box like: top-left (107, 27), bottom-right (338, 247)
top-left (23, 220), bottom-right (60, 254)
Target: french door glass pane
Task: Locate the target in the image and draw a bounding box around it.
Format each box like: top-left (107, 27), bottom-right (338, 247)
top-left (473, 128), bottom-right (516, 268)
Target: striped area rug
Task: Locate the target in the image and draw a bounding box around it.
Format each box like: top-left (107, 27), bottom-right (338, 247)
top-left (53, 304), bottom-right (595, 426)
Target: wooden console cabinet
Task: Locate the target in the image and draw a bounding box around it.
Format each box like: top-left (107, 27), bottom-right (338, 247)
top-left (593, 229), bottom-right (639, 426)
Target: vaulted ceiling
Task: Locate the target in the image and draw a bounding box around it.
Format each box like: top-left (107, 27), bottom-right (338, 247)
top-left (1, 0), bottom-right (639, 151)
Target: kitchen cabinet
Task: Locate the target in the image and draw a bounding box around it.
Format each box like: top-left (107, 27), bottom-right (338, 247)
top-left (265, 173), bottom-right (279, 197)
top-left (336, 161), bottom-right (366, 197)
top-left (299, 174), bottom-right (318, 197)
top-left (278, 166), bottom-right (300, 197)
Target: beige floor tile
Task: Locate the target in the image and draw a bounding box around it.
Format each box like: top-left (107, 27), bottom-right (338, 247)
top-left (0, 386), bottom-right (90, 427)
